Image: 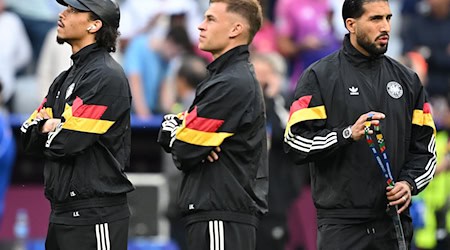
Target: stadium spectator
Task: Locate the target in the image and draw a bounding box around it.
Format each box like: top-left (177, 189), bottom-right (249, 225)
top-left (0, 0), bottom-right (32, 111)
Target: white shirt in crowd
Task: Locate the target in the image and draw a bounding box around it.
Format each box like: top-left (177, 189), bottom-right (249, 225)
top-left (0, 10), bottom-right (32, 103)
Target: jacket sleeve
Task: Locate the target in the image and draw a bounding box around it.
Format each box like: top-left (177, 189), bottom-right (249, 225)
top-left (170, 80), bottom-right (250, 172)
top-left (283, 69), bottom-right (351, 164)
top-left (20, 98), bottom-right (51, 156)
top-left (398, 78), bottom-right (436, 195)
top-left (43, 70), bottom-right (131, 160)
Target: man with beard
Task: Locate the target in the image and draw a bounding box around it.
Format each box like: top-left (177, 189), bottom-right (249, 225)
top-left (20, 0), bottom-right (134, 249)
top-left (283, 0), bottom-right (436, 249)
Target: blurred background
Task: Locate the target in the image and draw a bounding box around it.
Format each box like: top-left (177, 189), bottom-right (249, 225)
top-left (0, 0), bottom-right (449, 249)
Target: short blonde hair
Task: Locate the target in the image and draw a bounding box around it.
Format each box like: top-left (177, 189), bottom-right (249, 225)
top-left (210, 0), bottom-right (263, 43)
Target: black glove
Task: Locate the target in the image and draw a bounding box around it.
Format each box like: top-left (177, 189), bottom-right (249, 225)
top-left (157, 114), bottom-right (182, 153)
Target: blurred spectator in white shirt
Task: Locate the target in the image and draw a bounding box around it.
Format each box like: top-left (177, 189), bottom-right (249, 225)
top-left (119, 0), bottom-right (202, 51)
top-left (0, 0), bottom-right (32, 111)
top-left (4, 0), bottom-right (62, 73)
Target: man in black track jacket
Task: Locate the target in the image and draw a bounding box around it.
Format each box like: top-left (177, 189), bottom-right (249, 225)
top-left (21, 0), bottom-right (134, 249)
top-left (158, 0), bottom-right (268, 249)
top-left (284, 0), bottom-right (436, 249)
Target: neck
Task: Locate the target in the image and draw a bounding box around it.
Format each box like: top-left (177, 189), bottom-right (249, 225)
top-left (349, 34), bottom-right (369, 56)
top-left (70, 37), bottom-right (96, 54)
top-left (211, 40), bottom-right (247, 60)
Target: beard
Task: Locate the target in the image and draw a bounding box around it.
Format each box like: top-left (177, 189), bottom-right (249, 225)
top-left (56, 36), bottom-right (67, 45)
top-left (56, 36), bottom-right (70, 45)
top-left (356, 32), bottom-right (388, 56)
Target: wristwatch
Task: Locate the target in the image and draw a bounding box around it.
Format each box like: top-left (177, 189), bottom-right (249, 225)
top-left (343, 126), bottom-right (353, 140)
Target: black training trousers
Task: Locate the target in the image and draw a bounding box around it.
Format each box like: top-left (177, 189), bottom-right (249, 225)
top-left (185, 220), bottom-right (257, 250)
top-left (317, 215), bottom-right (413, 250)
top-left (45, 217), bottom-right (129, 250)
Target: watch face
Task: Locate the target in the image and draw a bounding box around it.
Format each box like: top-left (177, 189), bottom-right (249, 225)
top-left (343, 127), bottom-right (351, 139)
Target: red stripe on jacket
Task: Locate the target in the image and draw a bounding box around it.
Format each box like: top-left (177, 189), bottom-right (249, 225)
top-left (289, 95), bottom-right (312, 118)
top-left (72, 96), bottom-right (107, 119)
top-left (185, 106), bottom-right (224, 132)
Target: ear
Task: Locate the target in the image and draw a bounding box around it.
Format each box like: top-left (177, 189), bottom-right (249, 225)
top-left (88, 20), bottom-right (103, 33)
top-left (345, 18), bottom-right (356, 34)
top-left (229, 22), bottom-right (244, 39)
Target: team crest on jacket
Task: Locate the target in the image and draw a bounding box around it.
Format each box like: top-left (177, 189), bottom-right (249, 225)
top-left (386, 81), bottom-right (403, 99)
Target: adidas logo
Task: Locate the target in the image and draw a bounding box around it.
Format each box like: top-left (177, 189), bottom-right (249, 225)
top-left (349, 86), bottom-right (359, 96)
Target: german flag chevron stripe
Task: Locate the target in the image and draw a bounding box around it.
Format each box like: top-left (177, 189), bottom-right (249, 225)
top-left (412, 102), bottom-right (436, 135)
top-left (285, 95), bottom-right (327, 136)
top-left (25, 98), bottom-right (54, 124)
top-left (62, 97), bottom-right (114, 134)
top-left (176, 106), bottom-right (233, 146)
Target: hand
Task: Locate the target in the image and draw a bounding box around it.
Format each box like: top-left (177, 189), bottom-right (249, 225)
top-left (207, 147), bottom-right (221, 162)
top-left (386, 181), bottom-right (412, 214)
top-left (350, 111), bottom-right (385, 141)
top-left (158, 114), bottom-right (182, 152)
top-left (36, 108), bottom-right (51, 120)
top-left (163, 114), bottom-right (181, 122)
top-left (41, 119), bottom-right (61, 133)
top-left (45, 120), bottom-right (63, 147)
top-left (161, 115), bottom-right (181, 147)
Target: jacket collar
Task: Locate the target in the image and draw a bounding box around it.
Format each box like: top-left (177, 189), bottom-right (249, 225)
top-left (207, 45), bottom-right (250, 74)
top-left (342, 34), bottom-right (385, 67)
top-left (70, 43), bottom-right (102, 67)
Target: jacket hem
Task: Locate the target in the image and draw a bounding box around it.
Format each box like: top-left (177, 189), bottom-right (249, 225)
top-left (183, 211), bottom-right (260, 227)
top-left (317, 208), bottom-right (384, 219)
top-left (51, 194), bottom-right (127, 212)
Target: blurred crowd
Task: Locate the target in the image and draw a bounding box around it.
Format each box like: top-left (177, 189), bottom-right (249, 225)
top-left (0, 0), bottom-right (449, 249)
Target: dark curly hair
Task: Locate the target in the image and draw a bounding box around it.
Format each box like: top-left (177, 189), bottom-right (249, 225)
top-left (89, 12), bottom-right (120, 53)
